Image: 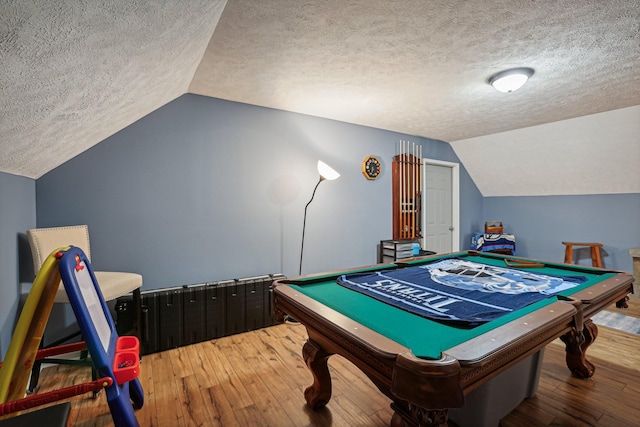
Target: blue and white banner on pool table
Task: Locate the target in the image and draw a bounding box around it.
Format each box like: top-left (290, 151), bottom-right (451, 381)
top-left (337, 259), bottom-right (586, 325)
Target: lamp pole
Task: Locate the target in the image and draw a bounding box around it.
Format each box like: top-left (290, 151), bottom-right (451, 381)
top-left (298, 160), bottom-right (339, 276)
top-left (299, 176), bottom-right (325, 275)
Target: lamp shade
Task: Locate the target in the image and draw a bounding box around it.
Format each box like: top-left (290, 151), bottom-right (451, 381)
top-left (317, 160), bottom-right (340, 180)
top-left (489, 68), bottom-right (534, 93)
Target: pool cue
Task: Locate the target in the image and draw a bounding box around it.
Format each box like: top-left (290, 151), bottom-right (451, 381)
top-left (412, 142), bottom-right (416, 238)
top-left (399, 140), bottom-right (404, 238)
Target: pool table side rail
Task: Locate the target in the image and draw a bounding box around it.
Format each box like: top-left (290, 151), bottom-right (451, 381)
top-left (445, 300), bottom-right (576, 364)
top-left (287, 262), bottom-right (398, 284)
top-left (443, 300), bottom-right (577, 394)
top-left (398, 250), bottom-right (627, 274)
top-left (569, 273), bottom-right (634, 317)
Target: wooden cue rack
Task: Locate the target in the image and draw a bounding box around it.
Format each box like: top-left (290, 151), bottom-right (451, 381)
top-left (392, 141), bottom-right (422, 240)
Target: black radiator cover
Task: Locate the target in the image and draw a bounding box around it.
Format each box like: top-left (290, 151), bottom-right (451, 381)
top-left (116, 273), bottom-right (284, 355)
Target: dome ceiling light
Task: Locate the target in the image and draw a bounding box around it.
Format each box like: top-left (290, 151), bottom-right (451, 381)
top-left (488, 67), bottom-right (535, 93)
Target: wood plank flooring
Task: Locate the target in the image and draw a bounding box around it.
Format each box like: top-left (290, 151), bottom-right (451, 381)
top-left (12, 296), bottom-right (640, 426)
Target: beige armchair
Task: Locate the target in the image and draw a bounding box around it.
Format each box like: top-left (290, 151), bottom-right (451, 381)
top-left (27, 225), bottom-right (142, 305)
top-left (26, 225), bottom-right (143, 392)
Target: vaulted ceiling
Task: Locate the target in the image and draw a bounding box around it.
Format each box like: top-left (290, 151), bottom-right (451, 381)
top-left (1, 1), bottom-right (639, 195)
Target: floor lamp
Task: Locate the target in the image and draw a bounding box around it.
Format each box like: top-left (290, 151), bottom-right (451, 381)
top-left (299, 160), bottom-right (340, 275)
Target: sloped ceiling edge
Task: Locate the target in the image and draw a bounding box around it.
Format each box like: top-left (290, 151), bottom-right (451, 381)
top-left (449, 105), bottom-right (640, 197)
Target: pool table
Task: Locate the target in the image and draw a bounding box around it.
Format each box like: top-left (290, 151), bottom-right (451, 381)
top-left (272, 251), bottom-right (634, 427)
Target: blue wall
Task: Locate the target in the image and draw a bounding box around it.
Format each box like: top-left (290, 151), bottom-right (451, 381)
top-left (0, 171), bottom-right (36, 358)
top-left (484, 194), bottom-right (640, 272)
top-left (3, 94), bottom-right (638, 355)
top-left (36, 94), bottom-right (481, 291)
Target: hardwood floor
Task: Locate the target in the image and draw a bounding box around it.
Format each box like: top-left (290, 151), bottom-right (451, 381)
top-left (17, 296), bottom-right (640, 426)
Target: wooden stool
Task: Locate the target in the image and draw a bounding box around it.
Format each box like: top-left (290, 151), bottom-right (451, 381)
top-left (563, 242), bottom-right (628, 308)
top-left (562, 242), bottom-right (603, 268)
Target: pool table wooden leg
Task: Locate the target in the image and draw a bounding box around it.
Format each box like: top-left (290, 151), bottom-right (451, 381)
top-left (560, 320), bottom-right (598, 379)
top-left (302, 339), bottom-right (333, 410)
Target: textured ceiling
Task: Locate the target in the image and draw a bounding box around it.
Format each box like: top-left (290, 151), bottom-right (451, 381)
top-left (1, 0), bottom-right (639, 185)
top-left (0, 0), bottom-right (227, 178)
top-left (191, 0), bottom-right (640, 141)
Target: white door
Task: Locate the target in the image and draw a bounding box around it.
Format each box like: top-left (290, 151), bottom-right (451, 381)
top-left (423, 160), bottom-right (459, 253)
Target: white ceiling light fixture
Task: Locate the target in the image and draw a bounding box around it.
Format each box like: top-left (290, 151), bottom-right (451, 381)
top-left (488, 67), bottom-right (535, 93)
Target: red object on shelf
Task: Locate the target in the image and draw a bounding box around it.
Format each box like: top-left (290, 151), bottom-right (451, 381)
top-left (112, 336), bottom-right (140, 385)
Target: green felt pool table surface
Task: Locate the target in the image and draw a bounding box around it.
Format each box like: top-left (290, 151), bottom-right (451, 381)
top-left (284, 252), bottom-right (618, 359)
